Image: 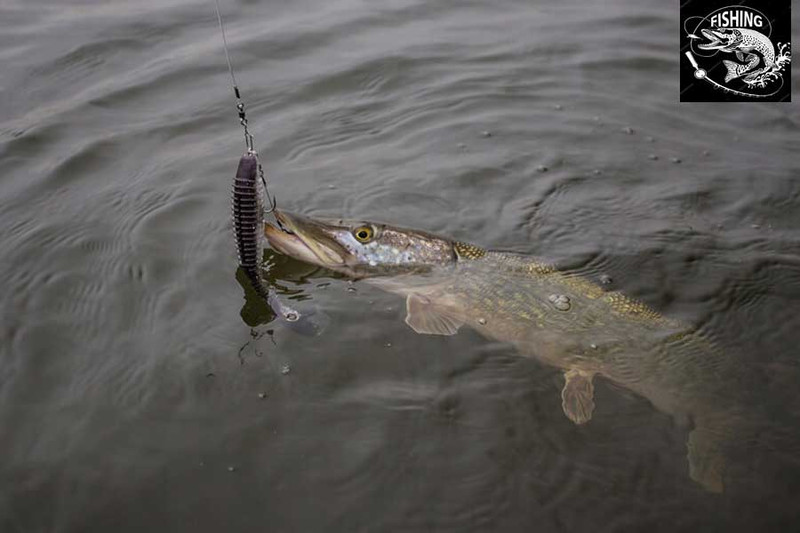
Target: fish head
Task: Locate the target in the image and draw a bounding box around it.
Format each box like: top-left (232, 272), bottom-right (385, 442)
top-left (698, 28), bottom-right (743, 52)
top-left (264, 210), bottom-right (456, 278)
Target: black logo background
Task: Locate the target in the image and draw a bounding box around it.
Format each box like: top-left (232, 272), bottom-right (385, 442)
top-left (680, 0), bottom-right (791, 102)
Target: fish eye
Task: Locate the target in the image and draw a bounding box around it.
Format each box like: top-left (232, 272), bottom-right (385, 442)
top-left (353, 225), bottom-right (374, 243)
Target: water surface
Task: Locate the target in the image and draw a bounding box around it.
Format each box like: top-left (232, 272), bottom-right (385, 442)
top-left (2, 0), bottom-right (800, 531)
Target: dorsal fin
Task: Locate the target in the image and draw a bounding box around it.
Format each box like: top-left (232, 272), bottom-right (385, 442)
top-left (453, 242), bottom-right (487, 260)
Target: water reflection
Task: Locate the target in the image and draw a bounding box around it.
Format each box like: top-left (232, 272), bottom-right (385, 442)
top-left (238, 250), bottom-right (337, 334)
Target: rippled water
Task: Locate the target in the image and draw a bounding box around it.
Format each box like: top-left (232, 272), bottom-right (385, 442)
top-left (2, 0), bottom-right (800, 531)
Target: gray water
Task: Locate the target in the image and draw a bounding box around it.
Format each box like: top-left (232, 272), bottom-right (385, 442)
top-left (2, 0), bottom-right (800, 531)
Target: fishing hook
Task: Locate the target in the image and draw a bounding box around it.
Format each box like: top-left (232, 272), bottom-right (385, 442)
top-left (258, 160), bottom-right (278, 214)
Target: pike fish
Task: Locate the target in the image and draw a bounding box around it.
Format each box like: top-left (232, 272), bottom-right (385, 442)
top-left (698, 27), bottom-right (776, 83)
top-left (265, 210), bottom-right (745, 492)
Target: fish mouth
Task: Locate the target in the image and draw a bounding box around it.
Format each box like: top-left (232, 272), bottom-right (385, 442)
top-left (264, 210), bottom-right (350, 269)
top-left (698, 29), bottom-right (735, 51)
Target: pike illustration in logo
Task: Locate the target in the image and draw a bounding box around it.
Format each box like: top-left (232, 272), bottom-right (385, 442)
top-left (698, 28), bottom-right (776, 83)
top-left (682, 5), bottom-right (791, 99)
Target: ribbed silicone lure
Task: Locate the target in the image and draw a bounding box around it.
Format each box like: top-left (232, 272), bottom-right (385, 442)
top-left (232, 152), bottom-right (268, 297)
top-left (231, 152), bottom-right (327, 335)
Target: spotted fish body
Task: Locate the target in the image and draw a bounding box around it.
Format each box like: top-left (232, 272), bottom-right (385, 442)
top-left (264, 211), bottom-right (742, 491)
top-left (699, 27), bottom-right (776, 82)
top-left (414, 251), bottom-right (730, 401)
top-left (387, 250), bottom-right (730, 400)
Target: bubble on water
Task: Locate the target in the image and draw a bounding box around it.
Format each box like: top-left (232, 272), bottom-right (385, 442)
top-left (622, 126), bottom-right (634, 135)
top-left (284, 310), bottom-right (299, 322)
top-left (385, 342), bottom-right (392, 348)
top-left (599, 274), bottom-right (612, 285)
top-left (281, 364), bottom-right (291, 375)
top-left (702, 149), bottom-right (710, 157)
top-left (648, 154), bottom-right (658, 160)
top-left (477, 318), bottom-right (487, 325)
top-left (536, 165), bottom-right (548, 172)
top-left (554, 104), bottom-right (563, 110)
top-left (592, 169), bottom-right (602, 176)
top-left (347, 286), bottom-right (357, 293)
top-left (481, 130), bottom-right (492, 137)
top-left (671, 157), bottom-right (682, 164)
top-left (548, 294), bottom-right (571, 311)
top-left (258, 392), bottom-right (268, 399)
top-left (227, 466), bottom-right (237, 472)
top-left (645, 136), bottom-right (655, 143)
top-left (590, 343), bottom-right (598, 350)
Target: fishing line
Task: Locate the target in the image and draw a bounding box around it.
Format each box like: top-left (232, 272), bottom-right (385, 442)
top-left (216, 0), bottom-right (273, 305)
top-left (216, 0), bottom-right (325, 336)
top-left (213, 0), bottom-right (276, 211)
top-left (214, 0), bottom-right (238, 91)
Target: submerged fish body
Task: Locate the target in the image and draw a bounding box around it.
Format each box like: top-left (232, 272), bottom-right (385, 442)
top-left (264, 210), bottom-right (741, 491)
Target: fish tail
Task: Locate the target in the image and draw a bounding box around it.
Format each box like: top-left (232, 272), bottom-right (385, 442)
top-left (722, 60), bottom-right (742, 83)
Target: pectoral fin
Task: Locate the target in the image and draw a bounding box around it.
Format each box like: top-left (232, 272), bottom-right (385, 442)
top-left (561, 369), bottom-right (595, 425)
top-left (405, 293), bottom-right (463, 336)
top-left (736, 51), bottom-right (745, 62)
top-left (687, 426), bottom-right (726, 493)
